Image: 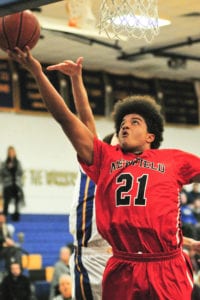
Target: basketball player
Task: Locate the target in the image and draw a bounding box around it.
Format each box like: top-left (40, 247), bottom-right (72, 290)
top-left (47, 57), bottom-right (112, 300)
top-left (47, 57), bottom-right (200, 300)
top-left (8, 46), bottom-right (200, 300)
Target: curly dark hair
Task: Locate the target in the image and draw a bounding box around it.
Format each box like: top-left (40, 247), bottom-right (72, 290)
top-left (113, 95), bottom-right (164, 149)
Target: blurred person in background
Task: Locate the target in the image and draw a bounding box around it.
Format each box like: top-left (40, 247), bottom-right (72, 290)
top-left (53, 274), bottom-right (72, 300)
top-left (0, 146), bottom-right (24, 221)
top-left (0, 212), bottom-right (22, 278)
top-left (183, 245), bottom-right (200, 300)
top-left (0, 261), bottom-right (33, 300)
top-left (193, 197), bottom-right (200, 223)
top-left (191, 270), bottom-right (200, 300)
top-left (187, 183), bottom-right (200, 205)
top-left (192, 197), bottom-right (200, 242)
top-left (180, 188), bottom-right (198, 239)
top-left (49, 246), bottom-right (71, 300)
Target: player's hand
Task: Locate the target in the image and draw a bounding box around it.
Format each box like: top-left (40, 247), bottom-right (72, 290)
top-left (191, 240), bottom-right (200, 254)
top-left (47, 57), bottom-right (83, 78)
top-left (7, 46), bottom-right (42, 77)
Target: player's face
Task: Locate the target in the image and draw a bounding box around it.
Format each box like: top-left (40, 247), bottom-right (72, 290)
top-left (118, 113), bottom-right (155, 153)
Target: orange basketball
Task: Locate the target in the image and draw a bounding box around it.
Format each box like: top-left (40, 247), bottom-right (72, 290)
top-left (0, 10), bottom-right (40, 52)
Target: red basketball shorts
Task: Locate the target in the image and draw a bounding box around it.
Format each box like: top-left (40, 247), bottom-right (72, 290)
top-left (102, 249), bottom-right (193, 300)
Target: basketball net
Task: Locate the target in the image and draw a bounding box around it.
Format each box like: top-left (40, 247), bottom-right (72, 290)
top-left (98, 0), bottom-right (159, 42)
top-left (65, 0), bottom-right (96, 29)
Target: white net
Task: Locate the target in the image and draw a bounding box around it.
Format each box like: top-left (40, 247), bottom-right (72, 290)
top-left (98, 0), bottom-right (159, 42)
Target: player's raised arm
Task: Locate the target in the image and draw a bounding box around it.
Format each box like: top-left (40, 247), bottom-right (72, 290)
top-left (47, 57), bottom-right (97, 136)
top-left (7, 47), bottom-right (94, 165)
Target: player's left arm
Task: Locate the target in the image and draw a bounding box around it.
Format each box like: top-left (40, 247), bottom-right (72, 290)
top-left (47, 57), bottom-right (97, 136)
top-left (183, 236), bottom-right (200, 254)
top-left (8, 47), bottom-right (94, 165)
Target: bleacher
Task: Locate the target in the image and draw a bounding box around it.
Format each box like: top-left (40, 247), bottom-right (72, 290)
top-left (8, 213), bottom-right (73, 267)
top-left (7, 213), bottom-right (74, 300)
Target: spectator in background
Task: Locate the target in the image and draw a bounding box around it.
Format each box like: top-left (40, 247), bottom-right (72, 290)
top-left (192, 284), bottom-right (200, 300)
top-left (192, 197), bottom-right (200, 242)
top-left (0, 146), bottom-right (24, 221)
top-left (183, 245), bottom-right (200, 300)
top-left (53, 274), bottom-right (72, 300)
top-left (0, 211), bottom-right (15, 240)
top-left (182, 196), bottom-right (200, 300)
top-left (187, 183), bottom-right (200, 205)
top-left (49, 246), bottom-right (71, 300)
top-left (0, 212), bottom-right (22, 278)
top-left (65, 243), bottom-right (74, 256)
top-left (0, 262), bottom-right (32, 300)
top-left (193, 197), bottom-right (200, 223)
top-left (180, 188), bottom-right (198, 239)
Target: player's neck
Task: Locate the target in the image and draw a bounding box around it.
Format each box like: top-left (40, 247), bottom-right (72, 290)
top-left (132, 144), bottom-right (151, 155)
top-left (133, 150), bottom-right (143, 155)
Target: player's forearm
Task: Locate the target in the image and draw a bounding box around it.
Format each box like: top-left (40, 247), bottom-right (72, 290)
top-left (183, 236), bottom-right (200, 254)
top-left (70, 74), bottom-right (97, 136)
top-left (183, 236), bottom-right (193, 248)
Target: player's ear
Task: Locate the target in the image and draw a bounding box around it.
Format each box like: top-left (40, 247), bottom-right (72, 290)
top-left (146, 133), bottom-right (155, 144)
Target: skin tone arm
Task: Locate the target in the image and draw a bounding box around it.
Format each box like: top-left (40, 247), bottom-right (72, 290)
top-left (47, 57), bottom-right (97, 136)
top-left (7, 47), bottom-right (94, 165)
top-left (183, 236), bottom-right (200, 255)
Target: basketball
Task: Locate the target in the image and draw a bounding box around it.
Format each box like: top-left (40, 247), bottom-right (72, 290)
top-left (0, 10), bottom-right (40, 52)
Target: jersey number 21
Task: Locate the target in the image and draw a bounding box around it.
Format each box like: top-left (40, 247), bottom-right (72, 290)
top-left (116, 173), bottom-right (148, 206)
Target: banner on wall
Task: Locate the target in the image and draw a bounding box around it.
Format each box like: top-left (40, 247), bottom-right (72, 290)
top-left (0, 58), bottom-right (199, 125)
top-left (21, 168), bottom-right (78, 214)
top-left (24, 168), bottom-right (77, 187)
top-left (158, 79), bottom-right (199, 125)
top-left (65, 69), bottom-right (106, 116)
top-left (0, 60), bottom-right (14, 109)
top-left (107, 73), bottom-right (157, 104)
top-left (15, 63), bottom-right (60, 112)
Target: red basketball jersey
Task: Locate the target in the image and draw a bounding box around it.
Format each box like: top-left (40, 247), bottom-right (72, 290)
top-left (80, 137), bottom-right (200, 254)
